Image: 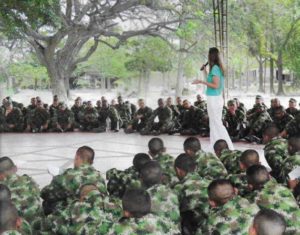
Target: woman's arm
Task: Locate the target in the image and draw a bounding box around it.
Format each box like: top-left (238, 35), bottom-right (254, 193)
top-left (193, 76), bottom-right (220, 89)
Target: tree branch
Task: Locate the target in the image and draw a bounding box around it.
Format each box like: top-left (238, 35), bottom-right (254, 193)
top-left (72, 37), bottom-right (99, 66)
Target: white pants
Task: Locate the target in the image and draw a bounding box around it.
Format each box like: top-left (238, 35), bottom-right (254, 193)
top-left (207, 95), bottom-right (234, 150)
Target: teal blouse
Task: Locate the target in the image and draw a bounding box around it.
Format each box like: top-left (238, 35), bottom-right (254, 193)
top-left (206, 65), bottom-right (224, 96)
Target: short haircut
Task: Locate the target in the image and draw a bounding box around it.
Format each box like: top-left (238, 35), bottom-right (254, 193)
top-left (0, 184), bottom-right (11, 201)
top-left (208, 179), bottom-right (235, 206)
top-left (183, 137), bottom-right (201, 153)
top-left (76, 146), bottom-right (95, 164)
top-left (148, 138), bottom-right (164, 155)
top-left (213, 139), bottom-right (228, 152)
top-left (122, 189), bottom-right (151, 218)
top-left (240, 149), bottom-right (259, 168)
top-left (174, 153), bottom-right (196, 173)
top-left (246, 165), bottom-right (269, 189)
top-left (253, 209), bottom-right (286, 235)
top-left (132, 153), bottom-right (151, 172)
top-left (288, 136), bottom-right (300, 153)
top-left (0, 157), bottom-right (16, 174)
top-left (0, 201), bottom-right (19, 232)
top-left (140, 161), bottom-right (162, 188)
top-left (263, 125), bottom-right (280, 138)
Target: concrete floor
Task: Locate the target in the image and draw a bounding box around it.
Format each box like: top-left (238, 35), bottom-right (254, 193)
top-left (0, 132), bottom-right (266, 188)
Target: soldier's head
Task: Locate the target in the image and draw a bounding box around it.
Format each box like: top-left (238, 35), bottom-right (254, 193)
top-left (52, 95), bottom-right (59, 106)
top-left (271, 98), bottom-right (280, 109)
top-left (79, 184), bottom-right (98, 202)
top-left (0, 201), bottom-right (22, 234)
top-left (254, 103), bottom-right (265, 113)
top-left (3, 99), bottom-right (12, 109)
top-left (74, 146), bottom-right (95, 168)
top-left (249, 209), bottom-right (286, 235)
top-left (288, 98), bottom-right (297, 109)
top-left (183, 137), bottom-right (201, 157)
top-left (287, 136), bottom-right (300, 155)
top-left (247, 165), bottom-right (270, 191)
top-left (74, 98), bottom-right (81, 107)
top-left (166, 97), bottom-right (172, 107)
top-left (132, 153), bottom-right (151, 173)
top-left (174, 153), bottom-right (196, 180)
top-left (239, 149), bottom-right (260, 171)
top-left (262, 125), bottom-right (280, 144)
top-left (102, 99), bottom-right (108, 108)
top-left (140, 161), bottom-right (162, 188)
top-left (138, 99), bottom-right (145, 109)
top-left (273, 106), bottom-right (285, 119)
top-left (0, 157), bottom-right (17, 180)
top-left (157, 98), bottom-right (165, 108)
top-left (59, 102), bottom-right (67, 111)
top-left (196, 94), bottom-right (202, 102)
top-left (101, 96), bottom-right (106, 102)
top-left (96, 100), bottom-right (101, 108)
top-left (117, 96), bottom-right (123, 104)
top-left (182, 100), bottom-right (191, 109)
top-left (122, 189), bottom-right (151, 218)
top-left (213, 139), bottom-right (229, 157)
top-left (0, 184), bottom-right (11, 202)
top-left (148, 138), bottom-right (165, 157)
top-left (255, 95), bottom-right (263, 105)
top-left (36, 100), bottom-right (44, 109)
top-left (87, 101), bottom-right (93, 109)
top-left (176, 97), bottom-right (182, 105)
top-left (36, 96), bottom-right (42, 102)
top-left (208, 179), bottom-right (237, 207)
top-left (227, 100), bottom-right (237, 113)
top-left (30, 97), bottom-right (37, 106)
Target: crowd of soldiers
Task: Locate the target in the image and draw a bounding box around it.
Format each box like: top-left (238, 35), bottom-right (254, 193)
top-left (0, 132), bottom-right (300, 234)
top-left (1, 94), bottom-right (300, 143)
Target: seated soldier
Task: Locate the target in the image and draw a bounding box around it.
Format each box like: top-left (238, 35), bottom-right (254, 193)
top-left (262, 125), bottom-right (288, 182)
top-left (71, 97), bottom-right (84, 129)
top-left (224, 99), bottom-right (247, 141)
top-left (272, 106), bottom-right (294, 132)
top-left (246, 165), bottom-right (300, 234)
top-left (173, 154), bottom-right (211, 235)
top-left (106, 153), bottom-right (151, 198)
top-left (49, 95), bottom-right (60, 118)
top-left (176, 96), bottom-right (185, 118)
top-left (227, 149), bottom-right (260, 197)
top-left (125, 100), bottom-right (137, 120)
top-left (213, 139), bottom-right (243, 174)
top-left (115, 96), bottom-right (131, 128)
top-left (95, 100), bottom-right (102, 112)
top-left (166, 97), bottom-right (181, 129)
top-left (140, 161), bottom-right (180, 227)
top-left (267, 98), bottom-right (282, 120)
top-left (0, 157), bottom-right (41, 223)
top-left (147, 138), bottom-right (177, 185)
top-left (125, 99), bottom-right (152, 134)
top-left (249, 209), bottom-right (286, 235)
top-left (26, 100), bottom-right (50, 133)
top-left (194, 94), bottom-right (207, 110)
top-left (184, 137), bottom-right (227, 179)
top-left (51, 102), bottom-right (74, 132)
top-left (98, 99), bottom-right (120, 132)
top-left (80, 101), bottom-right (100, 132)
top-left (0, 99), bottom-right (24, 132)
top-left (0, 201), bottom-right (23, 235)
top-left (141, 98), bottom-right (174, 135)
top-left (233, 97), bottom-right (247, 114)
top-left (280, 136), bottom-right (300, 184)
top-left (281, 110), bottom-right (300, 138)
top-left (107, 189), bottom-right (180, 234)
top-left (199, 179), bottom-right (259, 235)
top-left (41, 146), bottom-right (107, 215)
top-left (286, 98), bottom-right (298, 118)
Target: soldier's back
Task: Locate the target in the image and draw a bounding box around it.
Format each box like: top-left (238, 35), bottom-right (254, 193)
top-left (219, 149), bottom-right (242, 174)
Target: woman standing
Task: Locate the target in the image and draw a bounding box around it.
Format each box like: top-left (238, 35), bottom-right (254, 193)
top-left (193, 47), bottom-right (234, 150)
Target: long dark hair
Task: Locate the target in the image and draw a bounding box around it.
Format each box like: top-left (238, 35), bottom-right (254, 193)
top-left (208, 47), bottom-right (225, 75)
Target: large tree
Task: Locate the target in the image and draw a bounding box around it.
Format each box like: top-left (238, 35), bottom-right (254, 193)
top-left (0, 0), bottom-right (184, 102)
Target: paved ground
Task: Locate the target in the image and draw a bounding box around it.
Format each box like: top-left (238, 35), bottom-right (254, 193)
top-left (0, 132), bottom-right (266, 188)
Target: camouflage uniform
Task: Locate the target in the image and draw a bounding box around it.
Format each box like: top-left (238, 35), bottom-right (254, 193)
top-left (49, 104), bottom-right (59, 118)
top-left (80, 107), bottom-right (99, 131)
top-left (98, 106), bottom-right (120, 131)
top-left (198, 196), bottom-right (259, 235)
top-left (41, 164), bottom-right (107, 211)
top-left (224, 108), bottom-right (246, 138)
top-left (286, 107), bottom-right (298, 118)
top-left (194, 100), bottom-right (207, 110)
top-left (227, 173), bottom-right (250, 197)
top-left (264, 137), bottom-right (288, 181)
top-left (153, 153), bottom-right (178, 186)
top-left (0, 107), bottom-right (24, 132)
top-left (71, 105), bottom-right (84, 128)
top-left (219, 149), bottom-right (243, 175)
top-left (146, 184), bottom-right (180, 226)
top-left (107, 213), bottom-right (181, 235)
top-left (143, 106), bottom-right (174, 134)
top-left (194, 150), bottom-right (228, 179)
top-left (245, 180), bottom-right (300, 234)
top-left (173, 172), bottom-right (211, 232)
top-left (0, 174), bottom-right (42, 223)
top-left (26, 107), bottom-right (50, 132)
top-left (51, 108), bottom-right (75, 132)
top-left (273, 112), bottom-right (294, 132)
top-left (115, 102), bottom-right (131, 128)
top-left (20, 219), bottom-right (32, 235)
top-left (280, 152), bottom-right (300, 183)
top-left (130, 106), bottom-right (153, 132)
top-left (285, 111), bottom-right (300, 137)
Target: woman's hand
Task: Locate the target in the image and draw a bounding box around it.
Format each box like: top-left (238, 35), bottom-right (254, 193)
top-left (192, 80), bottom-right (204, 85)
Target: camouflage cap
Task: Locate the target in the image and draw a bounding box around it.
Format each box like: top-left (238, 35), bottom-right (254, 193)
top-left (289, 98), bottom-right (296, 103)
top-left (256, 95), bottom-right (263, 100)
top-left (0, 157), bottom-right (16, 173)
top-left (227, 100), bottom-right (235, 106)
top-left (59, 102), bottom-right (67, 108)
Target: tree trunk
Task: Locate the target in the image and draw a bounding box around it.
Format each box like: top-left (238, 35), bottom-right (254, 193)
top-left (276, 50), bottom-right (284, 95)
top-left (50, 77), bottom-right (68, 103)
top-left (138, 72), bottom-right (143, 97)
top-left (263, 60), bottom-right (267, 93)
top-left (258, 56), bottom-right (264, 92)
top-left (270, 45), bottom-right (275, 94)
top-left (107, 77), bottom-right (111, 91)
top-left (144, 69), bottom-right (150, 98)
top-left (175, 38), bottom-right (186, 97)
